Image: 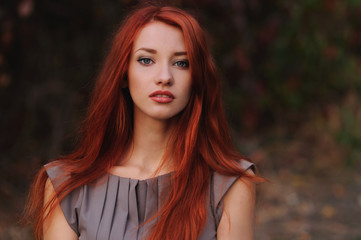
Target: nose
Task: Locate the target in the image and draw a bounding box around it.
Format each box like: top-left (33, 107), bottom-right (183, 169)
top-left (155, 63), bottom-right (173, 86)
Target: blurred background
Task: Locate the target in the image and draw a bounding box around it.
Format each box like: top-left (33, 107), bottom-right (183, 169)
top-left (1, 0), bottom-right (361, 239)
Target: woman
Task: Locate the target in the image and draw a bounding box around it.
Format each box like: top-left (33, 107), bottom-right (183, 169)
top-left (25, 5), bottom-right (259, 240)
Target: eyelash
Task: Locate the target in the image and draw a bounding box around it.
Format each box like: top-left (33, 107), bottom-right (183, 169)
top-left (137, 57), bottom-right (189, 69)
top-left (174, 60), bottom-right (189, 68)
top-left (137, 57), bottom-right (154, 65)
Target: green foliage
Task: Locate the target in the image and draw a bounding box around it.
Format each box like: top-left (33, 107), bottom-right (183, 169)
top-left (213, 2), bottom-right (361, 129)
top-left (264, 2), bottom-right (360, 109)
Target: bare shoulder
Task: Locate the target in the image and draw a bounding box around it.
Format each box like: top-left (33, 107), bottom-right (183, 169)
top-left (43, 178), bottom-right (78, 240)
top-left (217, 169), bottom-right (256, 240)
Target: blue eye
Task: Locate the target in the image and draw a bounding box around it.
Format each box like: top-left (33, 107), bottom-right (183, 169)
top-left (174, 60), bottom-right (189, 68)
top-left (137, 57), bottom-right (154, 65)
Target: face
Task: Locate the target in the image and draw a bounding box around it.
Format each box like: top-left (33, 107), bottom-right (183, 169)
top-left (127, 21), bottom-right (192, 122)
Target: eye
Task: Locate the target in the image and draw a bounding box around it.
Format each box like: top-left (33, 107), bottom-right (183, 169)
top-left (137, 57), bottom-right (154, 65)
top-left (174, 60), bottom-right (189, 69)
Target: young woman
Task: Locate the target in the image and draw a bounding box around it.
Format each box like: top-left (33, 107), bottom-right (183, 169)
top-left (25, 5), bottom-right (259, 240)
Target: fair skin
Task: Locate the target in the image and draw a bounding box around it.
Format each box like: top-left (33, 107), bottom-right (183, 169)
top-left (43, 21), bottom-right (255, 240)
top-left (109, 21), bottom-right (192, 179)
top-left (217, 170), bottom-right (256, 239)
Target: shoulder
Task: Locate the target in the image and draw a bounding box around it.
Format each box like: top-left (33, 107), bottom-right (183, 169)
top-left (43, 161), bottom-right (85, 236)
top-left (44, 160), bottom-right (87, 209)
top-left (44, 161), bottom-right (69, 189)
top-left (210, 159), bottom-right (256, 239)
top-left (212, 159), bottom-right (255, 208)
top-left (43, 176), bottom-right (78, 240)
top-left (43, 161), bottom-right (80, 239)
top-left (216, 168), bottom-right (256, 239)
top-left (221, 168), bottom-right (255, 215)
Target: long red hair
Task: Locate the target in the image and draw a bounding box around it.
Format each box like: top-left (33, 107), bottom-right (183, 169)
top-left (24, 5), bottom-right (258, 240)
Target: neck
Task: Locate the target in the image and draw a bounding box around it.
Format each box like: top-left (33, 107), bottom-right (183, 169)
top-left (121, 112), bottom-right (176, 174)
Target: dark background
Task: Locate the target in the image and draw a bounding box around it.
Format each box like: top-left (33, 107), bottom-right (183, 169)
top-left (1, 0), bottom-right (361, 239)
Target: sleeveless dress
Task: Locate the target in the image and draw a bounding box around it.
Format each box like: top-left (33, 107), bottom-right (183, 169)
top-left (46, 160), bottom-right (254, 240)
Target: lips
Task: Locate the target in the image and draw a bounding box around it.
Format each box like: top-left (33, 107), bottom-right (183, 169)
top-left (149, 90), bottom-right (175, 103)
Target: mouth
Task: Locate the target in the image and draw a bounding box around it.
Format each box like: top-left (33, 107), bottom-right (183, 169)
top-left (149, 90), bottom-right (175, 103)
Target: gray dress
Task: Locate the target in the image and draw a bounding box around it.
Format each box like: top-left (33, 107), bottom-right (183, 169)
top-left (46, 160), bottom-right (254, 240)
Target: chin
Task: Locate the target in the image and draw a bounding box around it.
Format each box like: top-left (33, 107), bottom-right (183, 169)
top-left (147, 106), bottom-right (182, 118)
top-left (135, 105), bottom-right (186, 122)
top-left (151, 113), bottom-right (178, 121)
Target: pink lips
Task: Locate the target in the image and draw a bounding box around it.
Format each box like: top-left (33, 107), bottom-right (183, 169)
top-left (149, 90), bottom-right (175, 103)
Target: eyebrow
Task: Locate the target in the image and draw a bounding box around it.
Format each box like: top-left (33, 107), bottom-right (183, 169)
top-left (135, 48), bottom-right (187, 56)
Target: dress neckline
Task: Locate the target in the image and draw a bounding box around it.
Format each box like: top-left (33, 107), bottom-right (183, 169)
top-left (107, 171), bottom-right (173, 182)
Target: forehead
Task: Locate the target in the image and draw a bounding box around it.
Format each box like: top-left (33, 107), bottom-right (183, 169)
top-left (132, 21), bottom-right (186, 52)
